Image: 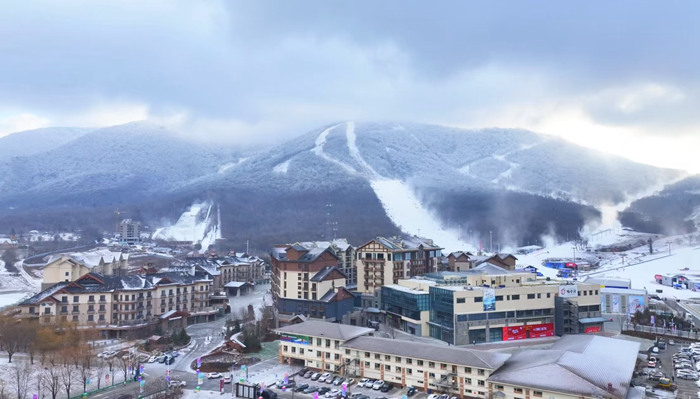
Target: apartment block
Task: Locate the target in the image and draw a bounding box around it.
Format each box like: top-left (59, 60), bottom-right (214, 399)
top-left (41, 248), bottom-right (129, 290)
top-left (356, 236), bottom-right (443, 294)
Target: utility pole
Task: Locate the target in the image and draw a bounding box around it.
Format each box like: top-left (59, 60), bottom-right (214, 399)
top-left (489, 231), bottom-right (493, 253)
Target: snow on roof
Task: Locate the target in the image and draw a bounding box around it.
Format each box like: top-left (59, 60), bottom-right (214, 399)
top-left (275, 320), bottom-right (373, 341)
top-left (488, 335), bottom-right (639, 399)
top-left (383, 284), bottom-right (430, 295)
top-left (370, 235), bottom-right (442, 251)
top-left (20, 282), bottom-right (70, 305)
top-left (224, 281), bottom-right (247, 288)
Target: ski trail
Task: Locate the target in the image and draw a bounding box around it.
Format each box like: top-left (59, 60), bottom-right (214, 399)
top-left (345, 121), bottom-right (379, 178)
top-left (312, 124), bottom-right (358, 175)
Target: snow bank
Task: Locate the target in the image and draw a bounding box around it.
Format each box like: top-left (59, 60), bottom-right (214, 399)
top-left (152, 202), bottom-right (221, 249)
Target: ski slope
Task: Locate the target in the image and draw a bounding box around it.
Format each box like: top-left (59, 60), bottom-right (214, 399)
top-left (152, 201), bottom-right (221, 249)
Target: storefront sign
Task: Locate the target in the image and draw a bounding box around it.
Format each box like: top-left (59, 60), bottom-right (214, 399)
top-left (281, 334), bottom-right (311, 345)
top-left (502, 323), bottom-right (554, 340)
top-left (584, 326), bottom-right (601, 333)
top-left (558, 285), bottom-right (578, 298)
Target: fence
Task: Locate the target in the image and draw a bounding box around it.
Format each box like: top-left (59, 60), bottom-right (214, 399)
top-left (624, 323), bottom-right (700, 341)
top-left (69, 379), bottom-right (136, 399)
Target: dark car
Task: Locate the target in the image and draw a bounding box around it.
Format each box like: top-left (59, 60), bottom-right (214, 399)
top-left (262, 391), bottom-right (278, 399)
top-left (304, 386), bottom-right (320, 394)
top-left (298, 368), bottom-right (310, 376)
top-left (295, 384), bottom-right (310, 392)
top-left (304, 371), bottom-right (314, 378)
top-left (407, 387), bottom-right (416, 396)
top-left (318, 387), bottom-right (331, 395)
top-left (380, 383), bottom-right (392, 393)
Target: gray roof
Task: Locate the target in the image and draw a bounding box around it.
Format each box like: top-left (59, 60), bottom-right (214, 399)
top-left (275, 320), bottom-right (373, 341)
top-left (366, 235), bottom-right (443, 252)
top-left (310, 266), bottom-right (346, 282)
top-left (224, 281), bottom-right (248, 288)
top-left (488, 335), bottom-right (639, 399)
top-left (342, 336), bottom-right (510, 370)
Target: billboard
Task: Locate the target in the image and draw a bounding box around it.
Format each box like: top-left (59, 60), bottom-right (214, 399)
top-left (585, 326), bottom-right (601, 334)
top-left (612, 295), bottom-right (620, 313)
top-left (628, 296), bottom-right (645, 315)
top-left (600, 296), bottom-right (607, 313)
top-left (502, 323), bottom-right (554, 341)
top-left (280, 334), bottom-right (311, 345)
top-left (558, 285), bottom-right (578, 298)
top-left (483, 288), bottom-right (496, 311)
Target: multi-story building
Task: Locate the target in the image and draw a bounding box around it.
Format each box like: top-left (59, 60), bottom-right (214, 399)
top-left (271, 244), bottom-right (355, 323)
top-left (447, 252), bottom-right (472, 272)
top-left (356, 236), bottom-right (443, 294)
top-left (118, 219), bottom-right (140, 244)
top-left (380, 279), bottom-right (435, 336)
top-left (423, 266), bottom-right (603, 345)
top-left (277, 321), bottom-right (638, 399)
top-left (40, 248), bottom-right (129, 289)
top-left (17, 271), bottom-right (216, 337)
top-left (218, 253), bottom-right (267, 286)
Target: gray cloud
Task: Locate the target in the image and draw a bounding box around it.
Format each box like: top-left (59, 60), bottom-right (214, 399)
top-left (0, 0), bottom-right (699, 147)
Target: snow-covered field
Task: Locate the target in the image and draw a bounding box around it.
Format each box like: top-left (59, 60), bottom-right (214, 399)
top-left (517, 235), bottom-right (700, 300)
top-left (152, 201), bottom-right (221, 249)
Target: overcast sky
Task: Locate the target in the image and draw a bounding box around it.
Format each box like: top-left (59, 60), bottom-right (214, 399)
top-left (1, 1), bottom-right (699, 172)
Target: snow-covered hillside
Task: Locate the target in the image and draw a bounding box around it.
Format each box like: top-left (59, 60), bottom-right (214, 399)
top-left (152, 201), bottom-right (222, 249)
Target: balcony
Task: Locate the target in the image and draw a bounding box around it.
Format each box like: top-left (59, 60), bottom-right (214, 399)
top-left (87, 298), bottom-right (95, 303)
top-left (87, 309), bottom-right (96, 314)
top-left (98, 308), bottom-right (107, 313)
top-left (99, 298), bottom-right (107, 303)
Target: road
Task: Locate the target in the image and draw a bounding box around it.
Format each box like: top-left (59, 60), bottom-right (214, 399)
top-left (88, 285), bottom-right (271, 398)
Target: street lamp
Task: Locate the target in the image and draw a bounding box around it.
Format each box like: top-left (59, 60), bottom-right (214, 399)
top-left (489, 231), bottom-right (493, 253)
top-left (666, 241), bottom-right (672, 256)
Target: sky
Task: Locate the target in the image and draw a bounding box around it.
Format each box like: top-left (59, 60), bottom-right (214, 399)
top-left (0, 1), bottom-right (699, 172)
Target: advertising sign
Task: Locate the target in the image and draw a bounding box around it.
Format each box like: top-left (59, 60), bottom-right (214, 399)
top-left (558, 285), bottom-right (578, 298)
top-left (584, 326), bottom-right (601, 333)
top-left (600, 296), bottom-right (607, 313)
top-left (280, 334), bottom-right (311, 345)
top-left (501, 323), bottom-right (554, 340)
top-left (628, 295), bottom-right (645, 315)
top-left (612, 295), bottom-right (620, 313)
top-left (483, 288), bottom-right (496, 312)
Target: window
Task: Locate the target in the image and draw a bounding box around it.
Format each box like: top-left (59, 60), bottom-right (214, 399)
top-left (464, 367), bottom-right (472, 373)
top-left (72, 305), bottom-right (79, 312)
top-left (477, 369), bottom-right (485, 376)
top-left (428, 362), bottom-right (435, 368)
top-left (495, 296), bottom-right (503, 301)
top-left (88, 295), bottom-right (94, 302)
top-left (325, 353), bottom-right (330, 359)
top-left (61, 306), bottom-right (67, 312)
top-left (283, 345), bottom-right (288, 352)
top-left (72, 315), bottom-right (78, 322)
top-left (385, 355), bottom-right (390, 361)
top-left (62, 296), bottom-right (67, 303)
top-left (474, 297), bottom-right (483, 303)
top-left (477, 380), bottom-right (485, 387)
top-left (496, 385), bottom-right (504, 390)
top-left (365, 352), bottom-right (370, 358)
top-left (73, 296), bottom-right (79, 302)
top-left (464, 378), bottom-right (472, 384)
top-left (396, 366), bottom-right (401, 372)
top-left (317, 351), bottom-right (321, 357)
top-left (386, 366), bottom-right (391, 371)
top-left (407, 368), bottom-right (412, 374)
top-left (345, 349), bottom-right (350, 355)
top-left (375, 354), bottom-right (380, 359)
top-left (375, 363), bottom-right (380, 369)
top-left (546, 293), bottom-right (551, 298)
top-left (65, 272), bottom-right (69, 276)
top-left (512, 294), bottom-right (520, 300)
top-left (365, 361), bottom-right (370, 367)
top-left (87, 315), bottom-right (94, 322)
top-left (100, 295), bottom-right (105, 301)
top-left (533, 391), bottom-right (543, 397)
top-left (456, 298), bottom-right (465, 303)
top-left (44, 308), bottom-right (50, 314)
top-left (537, 293), bottom-right (541, 299)
top-left (595, 290), bottom-right (599, 295)
top-left (407, 358), bottom-right (413, 364)
top-left (514, 388), bottom-right (523, 394)
top-left (527, 294), bottom-right (535, 299)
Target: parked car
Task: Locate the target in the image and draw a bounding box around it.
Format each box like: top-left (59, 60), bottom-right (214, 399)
top-left (311, 373), bottom-right (321, 381)
top-left (318, 387), bottom-right (331, 395)
top-left (344, 378), bottom-right (356, 386)
top-left (157, 356), bottom-right (166, 363)
top-left (304, 386), bottom-right (320, 394)
top-left (326, 389), bottom-right (341, 398)
top-left (648, 360), bottom-right (657, 368)
top-left (648, 371), bottom-right (665, 381)
top-left (372, 380), bottom-right (385, 390)
top-left (439, 394), bottom-right (450, 399)
top-left (407, 387), bottom-right (416, 396)
top-left (358, 378), bottom-right (370, 388)
top-left (332, 377), bottom-right (344, 385)
top-left (147, 356), bottom-right (156, 363)
top-left (169, 380), bottom-right (187, 387)
top-left (427, 395), bottom-right (440, 399)
top-left (298, 368), bottom-right (310, 376)
top-left (304, 371), bottom-right (314, 378)
top-left (319, 373), bottom-right (332, 383)
top-left (380, 383), bottom-right (392, 392)
top-left (295, 384), bottom-right (310, 392)
top-left (207, 372), bottom-right (223, 379)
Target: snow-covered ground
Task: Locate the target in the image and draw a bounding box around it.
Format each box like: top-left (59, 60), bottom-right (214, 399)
top-left (517, 234), bottom-right (700, 300)
top-left (0, 259), bottom-right (41, 308)
top-left (312, 122), bottom-right (472, 252)
top-left (152, 201), bottom-right (221, 249)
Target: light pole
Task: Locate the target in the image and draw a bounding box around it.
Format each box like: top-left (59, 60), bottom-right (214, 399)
top-left (572, 247), bottom-right (577, 279)
top-left (666, 241), bottom-right (672, 256)
top-left (489, 231), bottom-right (493, 253)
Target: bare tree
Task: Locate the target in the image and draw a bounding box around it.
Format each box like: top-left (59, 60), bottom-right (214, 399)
top-left (11, 360), bottom-right (33, 399)
top-left (94, 358), bottom-right (108, 390)
top-left (60, 362), bottom-right (77, 399)
top-left (42, 366), bottom-right (61, 399)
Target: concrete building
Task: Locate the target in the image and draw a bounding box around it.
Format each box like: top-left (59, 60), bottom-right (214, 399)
top-left (276, 321), bottom-right (638, 399)
top-left (380, 280), bottom-right (435, 336)
top-left (356, 236), bottom-right (443, 294)
top-left (41, 248), bottom-right (129, 290)
top-left (17, 271), bottom-right (217, 338)
top-left (118, 219), bottom-right (140, 244)
top-left (447, 252), bottom-right (472, 272)
top-left (271, 244), bottom-right (355, 323)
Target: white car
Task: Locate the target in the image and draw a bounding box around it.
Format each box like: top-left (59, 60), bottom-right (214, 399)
top-left (372, 380), bottom-right (384, 390)
top-left (207, 372), bottom-right (223, 379)
top-left (344, 378), bottom-right (355, 386)
top-left (224, 375), bottom-right (232, 384)
top-left (148, 356), bottom-right (156, 363)
top-left (326, 389), bottom-right (341, 397)
top-left (319, 373), bottom-right (332, 383)
top-left (358, 378), bottom-right (370, 388)
top-left (169, 380), bottom-right (187, 387)
top-left (428, 395), bottom-right (440, 399)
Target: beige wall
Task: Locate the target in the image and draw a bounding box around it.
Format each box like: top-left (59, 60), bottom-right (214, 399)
top-left (490, 382), bottom-right (592, 399)
top-left (280, 335), bottom-right (347, 372)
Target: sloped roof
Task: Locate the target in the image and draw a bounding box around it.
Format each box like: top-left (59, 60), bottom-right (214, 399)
top-left (342, 336), bottom-right (510, 370)
top-left (275, 320), bottom-right (373, 341)
top-left (488, 335), bottom-right (639, 399)
top-left (367, 235), bottom-right (442, 252)
top-left (19, 282), bottom-right (70, 305)
top-left (310, 266), bottom-right (347, 282)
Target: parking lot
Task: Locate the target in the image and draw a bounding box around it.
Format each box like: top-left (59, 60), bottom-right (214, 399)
top-left (639, 340), bottom-right (699, 398)
top-left (270, 370), bottom-right (423, 399)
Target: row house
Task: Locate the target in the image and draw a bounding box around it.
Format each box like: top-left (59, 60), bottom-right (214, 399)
top-left (16, 272), bottom-right (216, 338)
top-left (356, 236), bottom-right (443, 294)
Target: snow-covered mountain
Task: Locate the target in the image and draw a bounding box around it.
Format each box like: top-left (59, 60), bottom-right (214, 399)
top-left (0, 120), bottom-right (691, 251)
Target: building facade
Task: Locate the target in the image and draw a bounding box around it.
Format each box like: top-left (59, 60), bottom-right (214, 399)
top-left (356, 236), bottom-right (443, 294)
top-left (41, 249), bottom-right (129, 290)
top-left (118, 219), bottom-right (141, 244)
top-left (17, 272), bottom-right (216, 337)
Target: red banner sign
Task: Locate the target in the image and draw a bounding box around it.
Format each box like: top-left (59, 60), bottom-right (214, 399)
top-left (584, 326), bottom-right (601, 333)
top-left (502, 323), bottom-right (554, 341)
